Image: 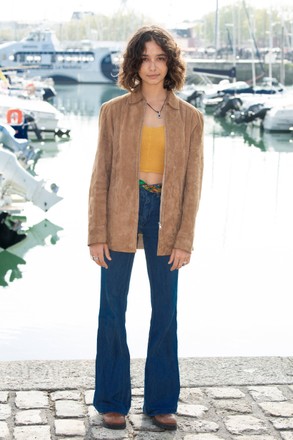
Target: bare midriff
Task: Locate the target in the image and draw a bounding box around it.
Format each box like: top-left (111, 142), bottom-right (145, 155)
top-left (139, 171), bottom-right (163, 185)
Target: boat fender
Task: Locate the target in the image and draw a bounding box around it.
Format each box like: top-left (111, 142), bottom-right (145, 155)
top-left (6, 108), bottom-right (24, 125)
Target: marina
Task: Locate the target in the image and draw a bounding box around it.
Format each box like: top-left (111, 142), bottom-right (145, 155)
top-left (179, 74), bottom-right (293, 133)
top-left (0, 82), bottom-right (293, 361)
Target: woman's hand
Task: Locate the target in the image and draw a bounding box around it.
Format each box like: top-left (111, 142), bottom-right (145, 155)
top-left (90, 243), bottom-right (112, 269)
top-left (169, 248), bottom-right (191, 271)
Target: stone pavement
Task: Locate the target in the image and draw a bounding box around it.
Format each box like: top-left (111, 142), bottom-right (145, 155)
top-left (0, 357), bottom-right (293, 439)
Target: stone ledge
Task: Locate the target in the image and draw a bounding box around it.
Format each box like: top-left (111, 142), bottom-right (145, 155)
top-left (0, 357), bottom-right (292, 391)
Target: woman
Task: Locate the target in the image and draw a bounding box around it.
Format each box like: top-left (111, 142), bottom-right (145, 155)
top-left (88, 25), bottom-right (204, 431)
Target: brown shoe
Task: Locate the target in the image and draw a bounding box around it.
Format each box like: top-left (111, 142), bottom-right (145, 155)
top-left (102, 412), bottom-right (126, 430)
top-left (153, 414), bottom-right (177, 430)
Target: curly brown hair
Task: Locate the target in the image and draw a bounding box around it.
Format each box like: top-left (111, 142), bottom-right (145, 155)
top-left (117, 25), bottom-right (186, 92)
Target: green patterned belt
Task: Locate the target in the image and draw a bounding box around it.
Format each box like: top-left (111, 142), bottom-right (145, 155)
top-left (139, 179), bottom-right (162, 194)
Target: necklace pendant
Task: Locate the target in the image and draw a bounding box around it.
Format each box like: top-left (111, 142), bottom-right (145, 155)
top-left (157, 112), bottom-right (161, 119)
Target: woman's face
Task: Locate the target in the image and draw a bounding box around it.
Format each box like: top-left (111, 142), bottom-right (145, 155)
top-left (138, 40), bottom-right (168, 87)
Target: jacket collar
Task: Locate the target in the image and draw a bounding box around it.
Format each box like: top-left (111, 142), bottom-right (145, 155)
top-left (128, 87), bottom-right (180, 110)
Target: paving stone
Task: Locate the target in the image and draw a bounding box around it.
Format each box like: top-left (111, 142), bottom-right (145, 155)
top-left (0, 404), bottom-right (11, 421)
top-left (183, 435), bottom-right (225, 440)
top-left (50, 390), bottom-right (81, 401)
top-left (133, 431), bottom-right (178, 440)
top-left (134, 433), bottom-right (182, 440)
top-left (248, 386), bottom-right (287, 402)
top-left (179, 419), bottom-right (219, 433)
top-left (84, 389), bottom-right (94, 404)
top-left (54, 419), bottom-right (86, 436)
top-left (224, 415), bottom-right (268, 435)
top-left (58, 438), bottom-right (84, 440)
top-left (0, 393), bottom-right (8, 404)
top-left (259, 402), bottom-right (293, 417)
top-left (58, 437), bottom-right (84, 440)
top-left (177, 403), bottom-right (209, 418)
top-left (55, 399), bottom-right (85, 418)
top-left (128, 414), bottom-right (161, 432)
top-left (206, 387), bottom-right (245, 399)
top-left (15, 409), bottom-right (45, 425)
top-left (13, 425), bottom-right (51, 440)
top-left (280, 433), bottom-right (293, 440)
top-left (179, 388), bottom-right (205, 403)
top-left (271, 417), bottom-right (293, 430)
top-left (15, 391), bottom-right (49, 409)
top-left (132, 388), bottom-right (144, 397)
top-left (232, 436), bottom-right (277, 440)
top-left (0, 421), bottom-right (9, 438)
top-left (91, 425), bottom-right (129, 439)
top-left (88, 405), bottom-right (103, 426)
top-left (213, 399), bottom-right (252, 414)
top-left (129, 396), bottom-right (144, 414)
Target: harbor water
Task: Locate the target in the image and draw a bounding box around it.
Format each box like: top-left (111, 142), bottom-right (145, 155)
top-left (1, 84), bottom-right (293, 361)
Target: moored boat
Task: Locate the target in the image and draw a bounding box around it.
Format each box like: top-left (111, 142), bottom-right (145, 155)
top-left (0, 29), bottom-right (122, 84)
top-left (262, 105), bottom-right (293, 132)
top-left (0, 91), bottom-right (70, 140)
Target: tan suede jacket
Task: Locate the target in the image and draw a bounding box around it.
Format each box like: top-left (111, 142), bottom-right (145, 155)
top-left (88, 88), bottom-right (204, 255)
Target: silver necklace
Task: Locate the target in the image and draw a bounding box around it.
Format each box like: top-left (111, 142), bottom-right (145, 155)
top-left (146, 97), bottom-right (167, 119)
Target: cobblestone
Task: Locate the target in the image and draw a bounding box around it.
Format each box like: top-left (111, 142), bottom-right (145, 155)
top-left (15, 391), bottom-right (49, 409)
top-left (54, 419), bottom-right (86, 436)
top-left (0, 393), bottom-right (8, 404)
top-left (259, 401), bottom-right (293, 417)
top-left (223, 414), bottom-right (268, 435)
top-left (13, 425), bottom-right (51, 440)
top-left (248, 386), bottom-right (287, 402)
top-left (14, 409), bottom-right (45, 425)
top-left (0, 358), bottom-right (292, 439)
top-left (271, 417), bottom-right (293, 430)
top-left (0, 404), bottom-right (11, 420)
top-left (0, 421), bottom-right (9, 438)
top-left (55, 400), bottom-right (85, 418)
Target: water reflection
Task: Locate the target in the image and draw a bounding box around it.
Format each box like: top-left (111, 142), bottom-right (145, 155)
top-left (31, 137), bottom-right (71, 158)
top-left (245, 127), bottom-right (293, 153)
top-left (0, 218), bottom-right (62, 287)
top-left (207, 115), bottom-right (293, 153)
top-left (53, 84), bottom-right (126, 117)
top-left (0, 250), bottom-right (25, 286)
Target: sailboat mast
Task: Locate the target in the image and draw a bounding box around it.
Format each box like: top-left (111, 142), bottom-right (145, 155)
top-left (268, 8), bottom-right (273, 84)
top-left (215, 0), bottom-right (219, 56)
top-left (280, 17), bottom-right (285, 85)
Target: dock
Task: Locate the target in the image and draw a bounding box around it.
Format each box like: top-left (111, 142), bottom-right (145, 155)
top-left (185, 59), bottom-right (293, 85)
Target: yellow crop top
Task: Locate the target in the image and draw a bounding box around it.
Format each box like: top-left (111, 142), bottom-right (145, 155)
top-left (139, 126), bottom-right (165, 174)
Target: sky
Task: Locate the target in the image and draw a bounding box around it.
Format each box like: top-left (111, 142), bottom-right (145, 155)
top-left (0, 0), bottom-right (291, 25)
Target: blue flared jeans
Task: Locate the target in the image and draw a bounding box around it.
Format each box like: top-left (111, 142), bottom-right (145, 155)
top-left (93, 186), bottom-right (180, 416)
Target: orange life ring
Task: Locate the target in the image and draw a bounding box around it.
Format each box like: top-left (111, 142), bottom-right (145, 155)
top-left (6, 108), bottom-right (24, 125)
top-left (26, 82), bottom-right (36, 95)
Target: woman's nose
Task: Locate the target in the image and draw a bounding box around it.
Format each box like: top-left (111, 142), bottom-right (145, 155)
top-left (149, 60), bottom-right (156, 70)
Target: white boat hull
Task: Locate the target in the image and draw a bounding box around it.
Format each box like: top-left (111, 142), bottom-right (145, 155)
top-left (0, 93), bottom-right (67, 139)
top-left (0, 148), bottom-right (62, 211)
top-left (0, 30), bottom-right (121, 84)
top-left (263, 106), bottom-right (293, 132)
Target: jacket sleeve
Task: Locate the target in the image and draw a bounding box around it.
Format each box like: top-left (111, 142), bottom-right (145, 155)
top-left (88, 103), bottom-right (113, 246)
top-left (174, 110), bottom-right (204, 252)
